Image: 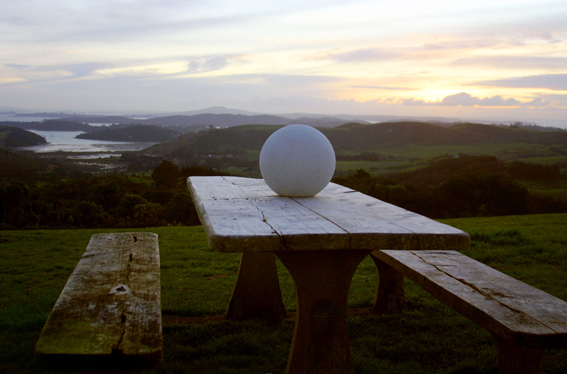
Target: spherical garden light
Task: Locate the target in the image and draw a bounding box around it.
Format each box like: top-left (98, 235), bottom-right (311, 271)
top-left (259, 124), bottom-right (336, 197)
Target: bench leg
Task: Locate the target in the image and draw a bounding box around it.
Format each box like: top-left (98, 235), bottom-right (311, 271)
top-left (491, 334), bottom-right (545, 374)
top-left (370, 252), bottom-right (406, 314)
top-left (226, 252), bottom-right (287, 322)
top-left (276, 250), bottom-right (370, 374)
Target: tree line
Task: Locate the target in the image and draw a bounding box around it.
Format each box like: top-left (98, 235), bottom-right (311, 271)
top-left (0, 161), bottom-right (230, 229)
top-left (1, 156), bottom-right (566, 230)
top-left (334, 155), bottom-right (567, 218)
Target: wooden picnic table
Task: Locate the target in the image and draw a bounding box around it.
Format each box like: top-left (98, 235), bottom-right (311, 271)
top-left (187, 176), bottom-right (470, 374)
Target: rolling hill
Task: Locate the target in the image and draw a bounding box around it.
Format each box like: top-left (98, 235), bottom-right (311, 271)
top-left (0, 126), bottom-right (47, 147)
top-left (138, 121), bottom-right (567, 157)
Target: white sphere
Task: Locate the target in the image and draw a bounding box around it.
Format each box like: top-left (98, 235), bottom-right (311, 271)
top-left (259, 124), bottom-right (336, 197)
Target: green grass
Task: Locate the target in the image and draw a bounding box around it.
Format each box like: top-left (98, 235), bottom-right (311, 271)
top-left (333, 143), bottom-right (567, 176)
top-left (1, 215), bottom-right (567, 373)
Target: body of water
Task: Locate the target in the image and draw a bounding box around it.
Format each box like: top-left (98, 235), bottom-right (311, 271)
top-left (1, 114), bottom-right (156, 154)
top-left (17, 130), bottom-right (156, 153)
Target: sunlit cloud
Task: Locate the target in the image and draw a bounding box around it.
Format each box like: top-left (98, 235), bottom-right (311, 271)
top-left (351, 86), bottom-right (411, 91)
top-left (403, 92), bottom-right (524, 107)
top-left (328, 48), bottom-right (402, 63)
top-left (1, 0), bottom-right (567, 126)
top-left (453, 56), bottom-right (567, 70)
top-left (468, 74), bottom-right (567, 91)
top-left (186, 56), bottom-right (230, 74)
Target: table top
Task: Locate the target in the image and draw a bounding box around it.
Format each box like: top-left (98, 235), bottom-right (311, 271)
top-left (187, 176), bottom-right (470, 253)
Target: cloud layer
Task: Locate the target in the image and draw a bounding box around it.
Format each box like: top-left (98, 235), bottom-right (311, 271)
top-left (1, 0), bottom-right (566, 126)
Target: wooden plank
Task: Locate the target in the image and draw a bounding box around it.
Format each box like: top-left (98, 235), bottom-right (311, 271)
top-left (188, 176), bottom-right (350, 252)
top-left (375, 250), bottom-right (567, 348)
top-left (35, 232), bottom-right (163, 371)
top-left (188, 176), bottom-right (470, 252)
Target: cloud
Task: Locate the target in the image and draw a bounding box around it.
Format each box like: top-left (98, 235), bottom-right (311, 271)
top-left (351, 85), bottom-right (410, 91)
top-left (2, 62), bottom-right (113, 85)
top-left (186, 56), bottom-right (229, 74)
top-left (441, 92), bottom-right (522, 106)
top-left (231, 73), bottom-right (344, 87)
top-left (63, 62), bottom-right (114, 78)
top-left (5, 63), bottom-right (31, 69)
top-left (467, 74), bottom-right (567, 91)
top-left (316, 48), bottom-right (401, 63)
top-left (453, 56), bottom-right (567, 70)
top-left (402, 92), bottom-right (523, 107)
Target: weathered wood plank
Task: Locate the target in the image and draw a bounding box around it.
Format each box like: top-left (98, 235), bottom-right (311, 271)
top-left (35, 232), bottom-right (162, 371)
top-left (374, 250), bottom-right (567, 348)
top-left (188, 176), bottom-right (470, 252)
top-left (188, 176), bottom-right (350, 252)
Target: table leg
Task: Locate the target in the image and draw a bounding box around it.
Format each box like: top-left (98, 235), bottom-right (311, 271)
top-left (370, 252), bottom-right (406, 314)
top-left (226, 252), bottom-right (287, 322)
top-left (276, 250), bottom-right (371, 374)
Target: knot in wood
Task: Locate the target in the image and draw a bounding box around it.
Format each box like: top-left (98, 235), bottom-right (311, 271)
top-left (109, 284), bottom-right (132, 295)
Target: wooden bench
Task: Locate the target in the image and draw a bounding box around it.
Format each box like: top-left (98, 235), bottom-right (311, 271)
top-left (34, 232), bottom-right (163, 372)
top-left (371, 249), bottom-right (567, 374)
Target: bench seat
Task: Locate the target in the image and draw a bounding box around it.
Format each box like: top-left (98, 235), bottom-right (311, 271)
top-left (35, 232), bottom-right (163, 372)
top-left (372, 249), bottom-right (567, 374)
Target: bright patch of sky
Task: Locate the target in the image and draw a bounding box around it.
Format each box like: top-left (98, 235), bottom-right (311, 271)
top-left (1, 0), bottom-right (566, 126)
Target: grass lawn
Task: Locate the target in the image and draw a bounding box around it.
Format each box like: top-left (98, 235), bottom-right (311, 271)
top-left (1, 214), bottom-right (567, 373)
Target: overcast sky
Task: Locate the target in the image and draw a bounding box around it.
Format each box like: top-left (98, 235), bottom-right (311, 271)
top-left (1, 0), bottom-right (566, 126)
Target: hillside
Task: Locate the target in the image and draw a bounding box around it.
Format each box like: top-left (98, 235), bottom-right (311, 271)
top-left (77, 124), bottom-right (181, 142)
top-left (139, 121), bottom-right (567, 157)
top-left (0, 149), bottom-right (52, 181)
top-left (0, 126), bottom-right (47, 147)
top-left (57, 113), bottom-right (353, 129)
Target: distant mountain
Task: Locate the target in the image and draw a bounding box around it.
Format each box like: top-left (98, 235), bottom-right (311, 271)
top-left (54, 112), bottom-right (347, 128)
top-left (13, 112), bottom-right (72, 118)
top-left (175, 106), bottom-right (260, 116)
top-left (0, 126), bottom-right (47, 147)
top-left (76, 124), bottom-right (180, 142)
top-left (61, 115), bottom-right (136, 124)
top-left (141, 113), bottom-right (291, 127)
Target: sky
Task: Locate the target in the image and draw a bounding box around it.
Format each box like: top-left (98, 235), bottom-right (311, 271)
top-left (1, 0), bottom-right (567, 127)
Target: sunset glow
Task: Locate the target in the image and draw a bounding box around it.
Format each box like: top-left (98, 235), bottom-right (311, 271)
top-left (1, 0), bottom-right (566, 126)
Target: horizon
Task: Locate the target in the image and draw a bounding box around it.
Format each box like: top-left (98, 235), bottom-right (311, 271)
top-left (1, 106), bottom-right (566, 130)
top-left (1, 1), bottom-right (566, 128)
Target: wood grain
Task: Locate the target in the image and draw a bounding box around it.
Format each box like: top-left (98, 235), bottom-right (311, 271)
top-left (188, 176), bottom-right (470, 252)
top-left (35, 232), bottom-right (162, 371)
top-left (225, 252), bottom-right (286, 322)
top-left (374, 249), bottom-right (567, 349)
top-left (276, 250), bottom-right (371, 374)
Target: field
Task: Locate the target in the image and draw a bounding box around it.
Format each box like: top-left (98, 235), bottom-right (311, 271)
top-left (1, 214), bottom-right (567, 373)
top-left (335, 142), bottom-right (567, 176)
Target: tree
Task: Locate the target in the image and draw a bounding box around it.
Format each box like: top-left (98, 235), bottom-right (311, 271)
top-left (151, 160), bottom-right (179, 189)
top-left (72, 201), bottom-right (105, 228)
top-left (0, 180), bottom-right (29, 224)
top-left (434, 173), bottom-right (529, 217)
top-left (117, 194), bottom-right (149, 218)
top-left (163, 192), bottom-right (199, 225)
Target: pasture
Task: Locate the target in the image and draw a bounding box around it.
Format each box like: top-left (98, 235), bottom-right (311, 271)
top-left (1, 213), bottom-right (566, 373)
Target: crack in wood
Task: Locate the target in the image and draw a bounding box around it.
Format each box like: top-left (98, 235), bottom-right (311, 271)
top-left (257, 207), bottom-right (289, 250)
top-left (291, 197), bottom-right (352, 249)
top-left (113, 238), bottom-right (136, 353)
top-left (410, 251), bottom-right (559, 332)
top-left (113, 314), bottom-right (128, 354)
